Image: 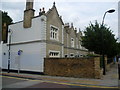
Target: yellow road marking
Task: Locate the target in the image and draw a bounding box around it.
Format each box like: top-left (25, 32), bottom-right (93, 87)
top-left (1, 75), bottom-right (31, 81)
top-left (1, 75), bottom-right (43, 82)
top-left (43, 80), bottom-right (118, 89)
top-left (1, 75), bottom-right (118, 89)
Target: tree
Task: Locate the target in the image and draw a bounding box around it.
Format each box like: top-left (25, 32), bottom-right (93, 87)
top-left (116, 42), bottom-right (120, 55)
top-left (82, 21), bottom-right (117, 58)
top-left (2, 11), bottom-right (13, 26)
top-left (2, 11), bottom-right (13, 43)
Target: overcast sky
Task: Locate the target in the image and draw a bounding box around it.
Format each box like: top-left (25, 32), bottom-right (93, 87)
top-left (1, 0), bottom-right (119, 38)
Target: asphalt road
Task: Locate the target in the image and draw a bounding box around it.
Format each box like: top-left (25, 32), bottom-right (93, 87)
top-left (1, 75), bottom-right (87, 88)
top-left (1, 75), bottom-right (119, 90)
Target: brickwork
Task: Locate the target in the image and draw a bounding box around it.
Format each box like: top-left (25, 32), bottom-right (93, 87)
top-left (94, 57), bottom-right (102, 79)
top-left (44, 57), bottom-right (102, 79)
top-left (23, 1), bottom-right (35, 28)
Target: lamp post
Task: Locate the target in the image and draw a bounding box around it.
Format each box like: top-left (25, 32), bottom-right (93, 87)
top-left (101, 9), bottom-right (115, 75)
top-left (8, 29), bottom-right (12, 73)
top-left (102, 9), bottom-right (115, 26)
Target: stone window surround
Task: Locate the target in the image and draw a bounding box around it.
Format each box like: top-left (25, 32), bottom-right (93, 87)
top-left (79, 40), bottom-right (82, 49)
top-left (70, 53), bottom-right (74, 57)
top-left (50, 25), bottom-right (59, 41)
top-left (71, 38), bottom-right (74, 48)
top-left (76, 38), bottom-right (78, 49)
top-left (49, 50), bottom-right (60, 57)
top-left (64, 54), bottom-right (69, 58)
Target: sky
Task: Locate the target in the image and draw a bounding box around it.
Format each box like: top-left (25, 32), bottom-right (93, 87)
top-left (0, 0), bottom-right (119, 39)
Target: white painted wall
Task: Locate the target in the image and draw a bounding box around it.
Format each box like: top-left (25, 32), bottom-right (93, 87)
top-left (2, 43), bottom-right (8, 69)
top-left (0, 42), bottom-right (2, 68)
top-left (118, 1), bottom-right (120, 42)
top-left (8, 15), bottom-right (47, 44)
top-left (3, 15), bottom-right (47, 72)
top-left (10, 42), bottom-right (46, 72)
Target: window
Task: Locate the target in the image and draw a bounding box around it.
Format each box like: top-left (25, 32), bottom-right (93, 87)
top-left (79, 41), bottom-right (82, 49)
top-left (70, 53), bottom-right (74, 57)
top-left (75, 54), bottom-right (79, 58)
top-left (65, 54), bottom-right (68, 58)
top-left (50, 25), bottom-right (59, 40)
top-left (80, 54), bottom-right (83, 57)
top-left (49, 50), bottom-right (60, 58)
top-left (76, 38), bottom-right (78, 48)
top-left (71, 38), bottom-right (74, 48)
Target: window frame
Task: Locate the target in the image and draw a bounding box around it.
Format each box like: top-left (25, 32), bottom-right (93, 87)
top-left (71, 38), bottom-right (74, 48)
top-left (49, 50), bottom-right (60, 58)
top-left (79, 40), bottom-right (82, 49)
top-left (70, 53), bottom-right (74, 58)
top-left (50, 25), bottom-right (59, 41)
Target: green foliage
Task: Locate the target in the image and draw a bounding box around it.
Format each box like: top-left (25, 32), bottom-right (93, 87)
top-left (2, 11), bottom-right (13, 26)
top-left (116, 42), bottom-right (120, 55)
top-left (86, 54), bottom-right (99, 57)
top-left (82, 21), bottom-right (118, 58)
top-left (2, 11), bottom-right (13, 43)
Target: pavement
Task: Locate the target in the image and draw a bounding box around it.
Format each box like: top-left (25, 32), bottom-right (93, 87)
top-left (0, 63), bottom-right (119, 89)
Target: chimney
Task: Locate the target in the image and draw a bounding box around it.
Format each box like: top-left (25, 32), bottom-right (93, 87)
top-left (71, 23), bottom-right (73, 28)
top-left (75, 28), bottom-right (77, 33)
top-left (64, 23), bottom-right (69, 27)
top-left (23, 0), bottom-right (35, 28)
top-left (2, 23), bottom-right (7, 43)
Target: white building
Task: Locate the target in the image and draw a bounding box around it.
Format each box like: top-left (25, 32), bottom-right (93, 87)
top-left (118, 1), bottom-right (120, 42)
top-left (2, 1), bottom-right (89, 73)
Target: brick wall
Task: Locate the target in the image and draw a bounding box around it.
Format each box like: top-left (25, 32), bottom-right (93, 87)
top-left (44, 57), bottom-right (102, 79)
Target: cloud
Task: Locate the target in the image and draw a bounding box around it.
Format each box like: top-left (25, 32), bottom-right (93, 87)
top-left (1, 1), bottom-right (118, 37)
top-left (2, 2), bottom-right (25, 10)
top-left (1, 0), bottom-right (119, 2)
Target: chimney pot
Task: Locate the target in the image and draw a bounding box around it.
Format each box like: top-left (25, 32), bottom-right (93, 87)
top-left (40, 8), bottom-right (42, 12)
top-left (42, 7), bottom-right (45, 13)
top-left (71, 23), bottom-right (73, 28)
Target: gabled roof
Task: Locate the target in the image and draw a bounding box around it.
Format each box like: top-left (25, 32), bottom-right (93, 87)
top-left (46, 2), bottom-right (64, 25)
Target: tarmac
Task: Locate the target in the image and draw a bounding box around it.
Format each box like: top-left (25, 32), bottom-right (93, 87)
top-left (0, 63), bottom-right (119, 89)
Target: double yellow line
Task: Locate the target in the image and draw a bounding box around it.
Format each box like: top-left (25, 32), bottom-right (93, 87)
top-left (0, 75), bottom-right (118, 89)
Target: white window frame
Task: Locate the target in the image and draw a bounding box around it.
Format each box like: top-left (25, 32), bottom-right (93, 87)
top-left (79, 40), bottom-right (82, 49)
top-left (49, 50), bottom-right (60, 58)
top-left (76, 38), bottom-right (78, 49)
top-left (71, 38), bottom-right (74, 48)
top-left (70, 53), bottom-right (74, 58)
top-left (64, 54), bottom-right (69, 58)
top-left (50, 25), bottom-right (59, 41)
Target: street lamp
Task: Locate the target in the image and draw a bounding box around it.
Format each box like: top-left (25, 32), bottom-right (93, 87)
top-left (8, 29), bottom-right (13, 73)
top-left (101, 9), bottom-right (115, 75)
top-left (102, 9), bottom-right (115, 26)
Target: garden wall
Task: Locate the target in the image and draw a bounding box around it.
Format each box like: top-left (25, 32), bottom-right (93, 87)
top-left (44, 57), bottom-right (102, 79)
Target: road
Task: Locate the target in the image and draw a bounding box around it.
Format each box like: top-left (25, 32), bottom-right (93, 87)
top-left (1, 75), bottom-right (119, 90)
top-left (1, 75), bottom-right (90, 88)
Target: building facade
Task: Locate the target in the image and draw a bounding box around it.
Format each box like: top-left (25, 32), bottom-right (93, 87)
top-left (64, 23), bottom-right (88, 58)
top-left (118, 1), bottom-right (120, 42)
top-left (2, 1), bottom-right (89, 72)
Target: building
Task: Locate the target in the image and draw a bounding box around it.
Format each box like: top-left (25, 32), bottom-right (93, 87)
top-left (118, 1), bottom-right (120, 42)
top-left (2, 0), bottom-right (89, 72)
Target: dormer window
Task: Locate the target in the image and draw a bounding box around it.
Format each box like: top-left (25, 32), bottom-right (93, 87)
top-left (50, 25), bottom-right (59, 41)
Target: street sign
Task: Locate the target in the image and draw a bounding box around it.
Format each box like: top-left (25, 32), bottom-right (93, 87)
top-left (18, 50), bottom-right (23, 56)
